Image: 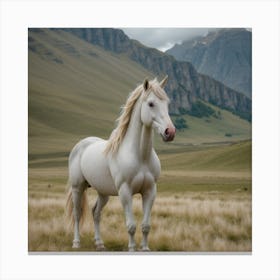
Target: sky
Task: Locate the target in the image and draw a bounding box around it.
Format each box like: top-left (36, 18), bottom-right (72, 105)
top-left (121, 28), bottom-right (215, 52)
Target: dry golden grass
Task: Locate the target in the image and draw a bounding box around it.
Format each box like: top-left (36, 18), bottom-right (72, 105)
top-left (28, 141), bottom-right (252, 253)
top-left (28, 184), bottom-right (251, 252)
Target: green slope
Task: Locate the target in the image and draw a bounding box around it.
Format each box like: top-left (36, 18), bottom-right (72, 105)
top-left (28, 29), bottom-right (153, 155)
top-left (160, 140), bottom-right (251, 172)
top-left (28, 29), bottom-right (251, 162)
top-left (156, 140), bottom-right (251, 192)
top-left (170, 103), bottom-right (251, 144)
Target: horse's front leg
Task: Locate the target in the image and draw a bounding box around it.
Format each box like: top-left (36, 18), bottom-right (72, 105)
top-left (141, 184), bottom-right (156, 251)
top-left (118, 183), bottom-right (136, 252)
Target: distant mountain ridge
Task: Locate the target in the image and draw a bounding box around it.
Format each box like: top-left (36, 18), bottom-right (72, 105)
top-left (166, 28), bottom-right (252, 98)
top-left (60, 28), bottom-right (251, 121)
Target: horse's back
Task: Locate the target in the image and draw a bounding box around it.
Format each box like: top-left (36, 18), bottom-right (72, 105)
top-left (69, 137), bottom-right (101, 163)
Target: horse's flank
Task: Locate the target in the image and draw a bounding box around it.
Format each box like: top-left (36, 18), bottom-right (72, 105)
top-left (104, 79), bottom-right (169, 155)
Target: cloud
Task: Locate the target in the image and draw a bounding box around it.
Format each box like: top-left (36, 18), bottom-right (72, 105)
top-left (122, 28), bottom-right (215, 51)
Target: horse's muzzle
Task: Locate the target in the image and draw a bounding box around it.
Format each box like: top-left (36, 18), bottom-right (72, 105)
top-left (162, 126), bottom-right (176, 142)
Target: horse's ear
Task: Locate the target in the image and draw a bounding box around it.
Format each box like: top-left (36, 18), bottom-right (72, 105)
top-left (160, 75), bottom-right (168, 88)
top-left (143, 78), bottom-right (149, 91)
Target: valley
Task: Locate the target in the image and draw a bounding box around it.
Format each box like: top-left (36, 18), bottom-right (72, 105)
top-left (28, 28), bottom-right (252, 252)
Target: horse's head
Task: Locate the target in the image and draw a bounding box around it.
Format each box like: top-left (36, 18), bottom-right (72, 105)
top-left (140, 76), bottom-right (176, 142)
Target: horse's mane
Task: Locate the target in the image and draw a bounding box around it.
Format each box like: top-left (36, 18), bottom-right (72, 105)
top-left (104, 78), bottom-right (169, 155)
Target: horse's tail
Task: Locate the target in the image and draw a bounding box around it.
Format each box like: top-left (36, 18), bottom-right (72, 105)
top-left (65, 183), bottom-right (89, 231)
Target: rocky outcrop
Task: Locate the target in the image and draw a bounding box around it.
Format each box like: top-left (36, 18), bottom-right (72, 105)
top-left (61, 28), bottom-right (251, 120)
top-left (167, 28), bottom-right (252, 98)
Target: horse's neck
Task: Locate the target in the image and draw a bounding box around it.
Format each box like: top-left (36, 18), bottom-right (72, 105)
top-left (139, 123), bottom-right (153, 161)
top-left (123, 100), bottom-right (153, 161)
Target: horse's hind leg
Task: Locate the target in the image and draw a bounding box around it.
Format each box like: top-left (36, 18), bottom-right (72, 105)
top-left (92, 193), bottom-right (109, 251)
top-left (70, 179), bottom-right (88, 249)
top-left (72, 187), bottom-right (84, 248)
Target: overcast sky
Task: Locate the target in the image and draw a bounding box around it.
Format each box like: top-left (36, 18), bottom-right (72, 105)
top-left (122, 28), bottom-right (215, 52)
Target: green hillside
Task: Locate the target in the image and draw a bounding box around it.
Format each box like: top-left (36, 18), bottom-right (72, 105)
top-left (168, 103), bottom-right (251, 145)
top-left (29, 29), bottom-right (153, 155)
top-left (160, 140), bottom-right (251, 172)
top-left (28, 29), bottom-right (251, 164)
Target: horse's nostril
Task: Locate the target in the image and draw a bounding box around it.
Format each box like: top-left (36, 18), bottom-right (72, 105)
top-left (165, 128), bottom-right (169, 136)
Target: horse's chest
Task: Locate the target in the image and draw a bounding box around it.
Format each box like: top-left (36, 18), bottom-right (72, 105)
top-left (110, 152), bottom-right (160, 193)
top-left (130, 167), bottom-right (155, 194)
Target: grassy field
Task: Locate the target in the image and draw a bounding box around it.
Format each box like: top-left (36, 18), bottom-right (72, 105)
top-left (28, 141), bottom-right (251, 252)
top-left (28, 29), bottom-right (252, 252)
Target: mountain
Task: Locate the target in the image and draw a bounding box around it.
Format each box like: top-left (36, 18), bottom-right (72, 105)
top-left (166, 28), bottom-right (252, 98)
top-left (61, 28), bottom-right (251, 121)
top-left (28, 28), bottom-right (251, 158)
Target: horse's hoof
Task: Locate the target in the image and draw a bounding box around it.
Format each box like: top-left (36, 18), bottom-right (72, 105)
top-left (96, 244), bottom-right (106, 251)
top-left (72, 240), bottom-right (80, 249)
top-left (128, 247), bottom-right (136, 252)
top-left (141, 247), bottom-right (151, 252)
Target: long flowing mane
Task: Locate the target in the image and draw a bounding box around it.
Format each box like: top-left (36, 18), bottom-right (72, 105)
top-left (104, 78), bottom-right (169, 155)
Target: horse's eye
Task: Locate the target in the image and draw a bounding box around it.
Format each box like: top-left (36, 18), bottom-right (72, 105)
top-left (148, 102), bottom-right (154, 108)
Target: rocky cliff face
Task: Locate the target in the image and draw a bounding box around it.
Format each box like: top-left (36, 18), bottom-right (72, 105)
top-left (167, 28), bottom-right (252, 98)
top-left (61, 28), bottom-right (251, 120)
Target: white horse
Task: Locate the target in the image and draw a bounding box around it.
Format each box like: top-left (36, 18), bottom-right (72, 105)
top-left (66, 76), bottom-right (175, 251)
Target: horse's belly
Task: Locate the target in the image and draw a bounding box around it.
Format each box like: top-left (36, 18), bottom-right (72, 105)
top-left (81, 141), bottom-right (117, 196)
